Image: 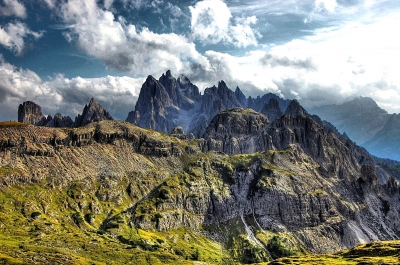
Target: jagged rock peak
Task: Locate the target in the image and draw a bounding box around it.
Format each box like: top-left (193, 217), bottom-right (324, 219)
top-left (74, 98), bottom-right (113, 127)
top-left (235, 86), bottom-right (247, 107)
top-left (46, 113), bottom-right (73, 128)
top-left (144, 75), bottom-right (157, 86)
top-left (18, 101), bottom-right (47, 126)
top-left (261, 98), bottom-right (283, 121)
top-left (285, 99), bottom-right (308, 117)
top-left (177, 74), bottom-right (189, 85)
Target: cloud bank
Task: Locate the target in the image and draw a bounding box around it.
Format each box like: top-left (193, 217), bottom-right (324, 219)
top-left (1, 0), bottom-right (400, 122)
top-left (0, 57), bottom-right (142, 121)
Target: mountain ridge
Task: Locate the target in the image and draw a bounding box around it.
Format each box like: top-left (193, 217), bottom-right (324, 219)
top-left (1, 102), bottom-right (399, 263)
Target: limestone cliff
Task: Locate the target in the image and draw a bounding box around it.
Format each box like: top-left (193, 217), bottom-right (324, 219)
top-left (17, 101), bottom-right (49, 126)
top-left (126, 71), bottom-right (290, 138)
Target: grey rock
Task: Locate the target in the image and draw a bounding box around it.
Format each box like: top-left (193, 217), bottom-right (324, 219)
top-left (126, 70), bottom-right (289, 138)
top-left (74, 98), bottom-right (114, 127)
top-left (261, 98), bottom-right (284, 121)
top-left (46, 113), bottom-right (73, 128)
top-left (18, 101), bottom-right (47, 126)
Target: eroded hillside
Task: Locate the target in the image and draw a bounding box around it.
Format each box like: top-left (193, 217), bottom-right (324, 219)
top-left (0, 118), bottom-right (399, 264)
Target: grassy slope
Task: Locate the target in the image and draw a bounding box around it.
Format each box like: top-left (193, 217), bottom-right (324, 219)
top-left (267, 240), bottom-right (400, 265)
top-left (0, 122), bottom-right (399, 264)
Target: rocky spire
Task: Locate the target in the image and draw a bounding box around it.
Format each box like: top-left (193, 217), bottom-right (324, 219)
top-left (74, 98), bottom-right (113, 127)
top-left (18, 101), bottom-right (48, 126)
top-left (235, 86), bottom-right (247, 107)
top-left (285, 99), bottom-right (308, 117)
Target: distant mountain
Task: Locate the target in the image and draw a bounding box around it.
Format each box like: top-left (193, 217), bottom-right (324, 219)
top-left (74, 98), bottom-right (114, 127)
top-left (126, 70), bottom-right (291, 138)
top-left (310, 97), bottom-right (400, 160)
top-left (311, 97), bottom-right (389, 145)
top-left (364, 114), bottom-right (400, 160)
top-left (17, 98), bottom-right (112, 128)
top-left (18, 101), bottom-right (50, 126)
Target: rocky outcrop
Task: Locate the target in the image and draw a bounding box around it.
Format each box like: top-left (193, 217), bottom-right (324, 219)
top-left (248, 93), bottom-right (291, 113)
top-left (285, 99), bottom-right (308, 117)
top-left (74, 98), bottom-right (113, 127)
top-left (235, 86), bottom-right (247, 107)
top-left (17, 98), bottom-right (112, 128)
top-left (201, 108), bottom-right (270, 155)
top-left (46, 113), bottom-right (73, 128)
top-left (261, 98), bottom-right (283, 121)
top-left (126, 70), bottom-right (291, 138)
top-left (18, 101), bottom-right (49, 126)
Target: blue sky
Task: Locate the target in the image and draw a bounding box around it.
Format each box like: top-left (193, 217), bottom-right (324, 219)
top-left (0, 0), bottom-right (399, 121)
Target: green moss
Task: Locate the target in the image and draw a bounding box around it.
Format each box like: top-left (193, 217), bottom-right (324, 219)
top-left (0, 166), bottom-right (22, 176)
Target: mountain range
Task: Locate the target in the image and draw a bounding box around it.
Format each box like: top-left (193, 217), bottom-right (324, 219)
top-left (1, 71), bottom-right (400, 263)
top-left (16, 70), bottom-right (400, 161)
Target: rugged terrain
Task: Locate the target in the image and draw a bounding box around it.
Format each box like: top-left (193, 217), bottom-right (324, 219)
top-left (0, 103), bottom-right (399, 264)
top-left (18, 98), bottom-right (113, 128)
top-left (126, 70), bottom-right (290, 138)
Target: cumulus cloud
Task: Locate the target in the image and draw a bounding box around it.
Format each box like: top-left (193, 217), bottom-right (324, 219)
top-left (183, 14), bottom-right (400, 114)
top-left (0, 21), bottom-right (44, 55)
top-left (314, 0), bottom-right (338, 13)
top-left (0, 57), bottom-right (143, 121)
top-left (0, 0), bottom-right (27, 18)
top-left (189, 0), bottom-right (259, 47)
top-left (58, 0), bottom-right (210, 75)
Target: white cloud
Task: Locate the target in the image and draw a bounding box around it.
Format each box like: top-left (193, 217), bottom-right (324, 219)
top-left (46, 75), bottom-right (142, 119)
top-left (314, 0), bottom-right (338, 13)
top-left (0, 57), bottom-right (143, 121)
top-left (0, 21), bottom-right (44, 55)
top-left (189, 0), bottom-right (259, 47)
top-left (0, 0), bottom-right (27, 18)
top-left (58, 0), bottom-right (210, 75)
top-left (185, 12), bottom-right (400, 114)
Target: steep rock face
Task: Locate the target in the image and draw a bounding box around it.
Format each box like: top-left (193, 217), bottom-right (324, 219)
top-left (74, 98), bottom-right (114, 127)
top-left (177, 74), bottom-right (201, 100)
top-left (261, 98), bottom-right (283, 121)
top-left (248, 93), bottom-right (291, 113)
top-left (285, 99), bottom-right (308, 117)
top-left (235, 86), bottom-right (247, 107)
top-left (18, 101), bottom-right (48, 126)
top-left (126, 74), bottom-right (197, 134)
top-left (201, 81), bottom-right (242, 121)
top-left (202, 108), bottom-right (269, 155)
top-left (126, 71), bottom-right (290, 138)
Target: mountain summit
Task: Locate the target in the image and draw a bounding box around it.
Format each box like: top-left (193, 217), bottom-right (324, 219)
top-left (126, 70), bottom-right (290, 138)
top-left (74, 98), bottom-right (114, 127)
